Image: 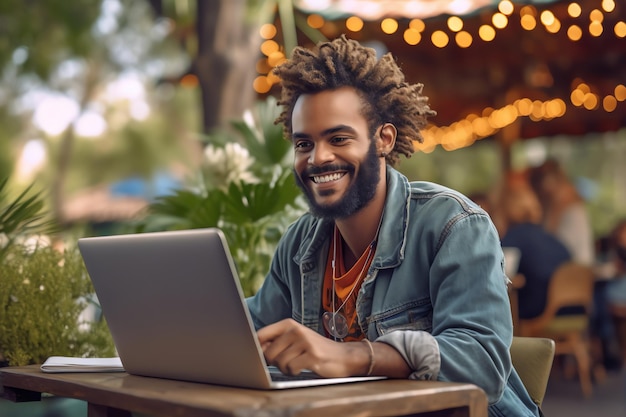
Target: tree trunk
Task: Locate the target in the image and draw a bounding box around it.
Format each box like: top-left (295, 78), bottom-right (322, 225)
top-left (195, 0), bottom-right (262, 134)
top-left (51, 60), bottom-right (100, 224)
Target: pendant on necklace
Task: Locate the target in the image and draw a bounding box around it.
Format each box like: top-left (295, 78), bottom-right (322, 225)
top-left (322, 310), bottom-right (349, 340)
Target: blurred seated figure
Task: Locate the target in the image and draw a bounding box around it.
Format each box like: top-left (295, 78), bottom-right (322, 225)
top-left (605, 219), bottom-right (626, 364)
top-left (467, 191), bottom-right (493, 213)
top-left (498, 172), bottom-right (572, 320)
top-left (468, 191), bottom-right (506, 234)
top-left (528, 158), bottom-right (594, 266)
top-left (590, 233), bottom-right (623, 370)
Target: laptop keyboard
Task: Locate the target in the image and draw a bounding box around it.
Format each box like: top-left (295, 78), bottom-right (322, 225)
top-left (268, 367), bottom-right (325, 381)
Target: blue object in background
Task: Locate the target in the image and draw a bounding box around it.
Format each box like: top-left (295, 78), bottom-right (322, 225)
top-left (574, 176), bottom-right (598, 202)
top-left (109, 171), bottom-right (180, 202)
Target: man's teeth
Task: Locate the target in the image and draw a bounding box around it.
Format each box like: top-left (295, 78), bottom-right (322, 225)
top-left (312, 172), bottom-right (344, 183)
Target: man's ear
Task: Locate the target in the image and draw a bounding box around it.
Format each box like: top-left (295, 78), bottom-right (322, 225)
top-left (378, 123), bottom-right (397, 155)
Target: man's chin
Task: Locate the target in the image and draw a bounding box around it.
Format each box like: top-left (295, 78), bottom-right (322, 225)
top-left (304, 198), bottom-right (334, 218)
top-left (314, 188), bottom-right (337, 198)
top-left (307, 198), bottom-right (356, 220)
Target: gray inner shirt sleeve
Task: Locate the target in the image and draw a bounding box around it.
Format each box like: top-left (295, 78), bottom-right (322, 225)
top-left (375, 330), bottom-right (441, 380)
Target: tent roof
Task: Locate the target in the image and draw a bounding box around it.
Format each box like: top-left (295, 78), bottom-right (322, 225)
top-left (292, 0), bottom-right (625, 148)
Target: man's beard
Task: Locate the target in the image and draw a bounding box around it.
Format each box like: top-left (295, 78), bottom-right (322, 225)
top-left (293, 140), bottom-right (381, 220)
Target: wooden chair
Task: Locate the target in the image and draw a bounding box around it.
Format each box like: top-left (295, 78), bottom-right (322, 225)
top-left (609, 304), bottom-right (626, 363)
top-left (518, 262), bottom-right (595, 398)
top-left (510, 336), bottom-right (555, 408)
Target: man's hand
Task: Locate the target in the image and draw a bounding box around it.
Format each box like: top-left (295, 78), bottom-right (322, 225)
top-left (257, 318), bottom-right (370, 377)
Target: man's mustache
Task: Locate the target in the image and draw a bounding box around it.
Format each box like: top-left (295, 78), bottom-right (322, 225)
top-left (302, 164), bottom-right (353, 177)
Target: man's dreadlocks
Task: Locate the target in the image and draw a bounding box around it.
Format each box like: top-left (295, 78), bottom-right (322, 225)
top-left (274, 35), bottom-right (436, 166)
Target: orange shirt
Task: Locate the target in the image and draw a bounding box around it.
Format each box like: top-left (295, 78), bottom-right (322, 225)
top-left (322, 235), bottom-right (375, 341)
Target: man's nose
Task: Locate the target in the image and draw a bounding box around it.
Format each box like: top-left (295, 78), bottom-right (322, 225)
top-left (308, 143), bottom-right (334, 165)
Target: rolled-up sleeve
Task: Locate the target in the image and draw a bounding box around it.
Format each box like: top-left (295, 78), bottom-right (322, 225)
top-left (376, 330), bottom-right (440, 380)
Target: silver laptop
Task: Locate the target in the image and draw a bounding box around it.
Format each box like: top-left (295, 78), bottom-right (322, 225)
top-left (78, 228), bottom-right (384, 389)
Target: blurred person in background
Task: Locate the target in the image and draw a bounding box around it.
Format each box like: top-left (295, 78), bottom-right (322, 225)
top-left (604, 220), bottom-right (626, 367)
top-left (498, 172), bottom-right (572, 320)
top-left (528, 158), bottom-right (594, 266)
top-left (467, 191), bottom-right (505, 233)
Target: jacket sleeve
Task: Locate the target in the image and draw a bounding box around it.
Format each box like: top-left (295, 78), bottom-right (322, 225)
top-left (427, 206), bottom-right (512, 404)
top-left (376, 330), bottom-right (441, 380)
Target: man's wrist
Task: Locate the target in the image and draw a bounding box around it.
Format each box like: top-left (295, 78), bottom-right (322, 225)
top-left (361, 339), bottom-right (375, 376)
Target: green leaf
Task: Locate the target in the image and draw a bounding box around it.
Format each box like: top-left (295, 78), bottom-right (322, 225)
top-left (0, 178), bottom-right (58, 259)
top-left (220, 171), bottom-right (299, 224)
top-left (228, 96), bottom-right (291, 169)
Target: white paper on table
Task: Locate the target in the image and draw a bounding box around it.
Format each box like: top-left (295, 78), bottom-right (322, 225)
top-left (40, 356), bottom-right (124, 373)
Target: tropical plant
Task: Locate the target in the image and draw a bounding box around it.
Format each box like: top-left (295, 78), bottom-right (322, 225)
top-left (0, 178), bottom-right (116, 366)
top-left (133, 97), bottom-right (306, 295)
top-left (0, 178), bottom-right (58, 259)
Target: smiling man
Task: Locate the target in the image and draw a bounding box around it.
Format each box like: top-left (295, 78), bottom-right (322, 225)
top-left (246, 35), bottom-right (540, 416)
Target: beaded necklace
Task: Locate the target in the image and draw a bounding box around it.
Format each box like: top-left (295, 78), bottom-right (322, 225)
top-left (322, 215), bottom-right (383, 340)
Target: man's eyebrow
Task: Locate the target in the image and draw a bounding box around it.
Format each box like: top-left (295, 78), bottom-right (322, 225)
top-left (291, 125), bottom-right (356, 141)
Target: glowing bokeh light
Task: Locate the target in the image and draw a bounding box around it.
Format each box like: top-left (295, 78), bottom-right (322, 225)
top-left (16, 139), bottom-right (47, 182)
top-left (381, 18), bottom-right (399, 34)
top-left (346, 16), bottom-right (364, 32)
top-left (33, 95), bottom-right (79, 136)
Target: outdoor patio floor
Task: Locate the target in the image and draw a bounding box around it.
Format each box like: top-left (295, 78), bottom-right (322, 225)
top-left (541, 365), bottom-right (626, 417)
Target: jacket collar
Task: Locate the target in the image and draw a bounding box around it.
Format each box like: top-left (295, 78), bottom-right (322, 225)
top-left (294, 167), bottom-right (411, 269)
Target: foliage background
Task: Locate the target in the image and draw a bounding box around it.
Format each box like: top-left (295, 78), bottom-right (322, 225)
top-left (132, 97), bottom-right (306, 296)
top-left (0, 244), bottom-right (116, 366)
top-left (0, 181), bottom-right (115, 366)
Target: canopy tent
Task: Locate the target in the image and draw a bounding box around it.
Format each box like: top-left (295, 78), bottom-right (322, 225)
top-left (296, 0), bottom-right (498, 20)
top-left (288, 0), bottom-right (625, 155)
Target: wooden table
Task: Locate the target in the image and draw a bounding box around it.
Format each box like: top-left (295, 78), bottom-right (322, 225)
top-left (1, 365), bottom-right (488, 417)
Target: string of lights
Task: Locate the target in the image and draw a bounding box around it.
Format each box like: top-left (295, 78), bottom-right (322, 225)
top-left (255, 0), bottom-right (625, 152)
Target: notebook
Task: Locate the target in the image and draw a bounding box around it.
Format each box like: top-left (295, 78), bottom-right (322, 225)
top-left (41, 356), bottom-right (124, 373)
top-left (77, 228), bottom-right (385, 389)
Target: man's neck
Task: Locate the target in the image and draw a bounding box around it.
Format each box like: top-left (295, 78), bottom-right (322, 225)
top-left (335, 186), bottom-right (387, 269)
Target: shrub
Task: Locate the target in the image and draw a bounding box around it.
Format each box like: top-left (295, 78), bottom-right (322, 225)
top-left (133, 98), bottom-right (306, 296)
top-left (0, 243), bottom-right (116, 366)
top-left (0, 178), bottom-right (115, 366)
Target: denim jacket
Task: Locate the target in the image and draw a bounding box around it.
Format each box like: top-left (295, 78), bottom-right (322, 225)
top-left (247, 167), bottom-right (539, 417)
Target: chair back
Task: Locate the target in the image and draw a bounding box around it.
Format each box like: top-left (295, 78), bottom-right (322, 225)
top-left (517, 262), bottom-right (595, 397)
top-left (510, 336), bottom-right (555, 407)
top-left (520, 262), bottom-right (594, 336)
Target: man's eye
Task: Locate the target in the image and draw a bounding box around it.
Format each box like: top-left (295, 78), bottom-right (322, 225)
top-left (331, 136), bottom-right (349, 144)
top-left (294, 141), bottom-right (311, 150)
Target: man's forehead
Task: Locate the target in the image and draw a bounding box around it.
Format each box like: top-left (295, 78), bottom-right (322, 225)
top-left (292, 89), bottom-right (365, 122)
top-left (294, 87), bottom-right (362, 107)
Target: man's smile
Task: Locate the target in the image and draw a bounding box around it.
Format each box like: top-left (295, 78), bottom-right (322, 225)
top-left (311, 172), bottom-right (347, 184)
